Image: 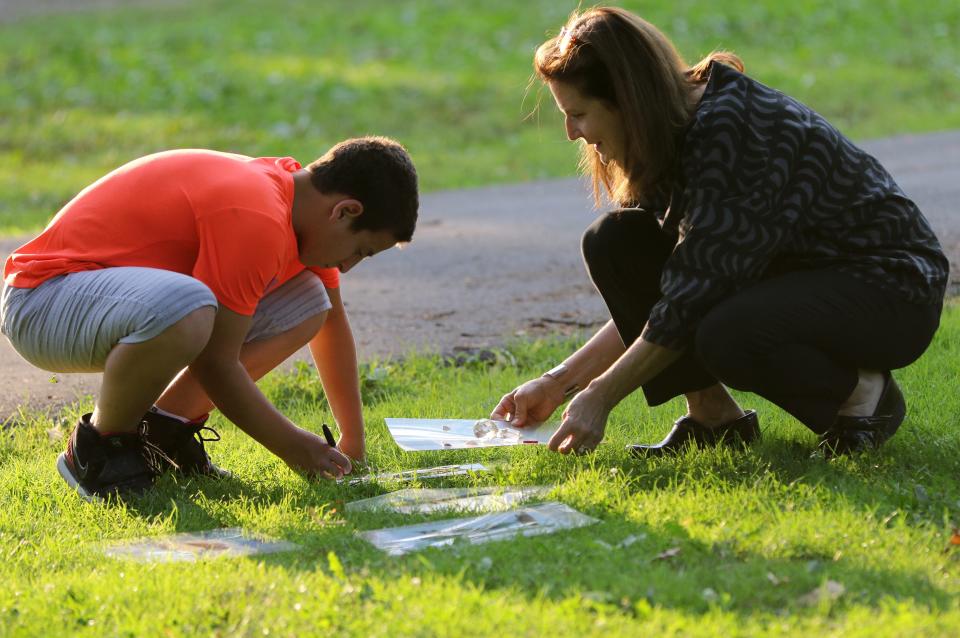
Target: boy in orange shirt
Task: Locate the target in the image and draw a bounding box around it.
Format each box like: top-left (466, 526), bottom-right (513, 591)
top-left (0, 137), bottom-right (418, 500)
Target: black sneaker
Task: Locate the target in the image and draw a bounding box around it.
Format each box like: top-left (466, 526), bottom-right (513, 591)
top-left (56, 413), bottom-right (158, 501)
top-left (141, 411), bottom-right (231, 479)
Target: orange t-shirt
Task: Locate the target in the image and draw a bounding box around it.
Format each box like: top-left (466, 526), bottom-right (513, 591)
top-left (3, 149), bottom-right (339, 316)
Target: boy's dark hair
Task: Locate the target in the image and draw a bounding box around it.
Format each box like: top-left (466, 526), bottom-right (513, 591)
top-left (306, 136), bottom-right (419, 242)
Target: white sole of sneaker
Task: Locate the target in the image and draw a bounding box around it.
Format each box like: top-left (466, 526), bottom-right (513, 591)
top-left (56, 452), bottom-right (99, 502)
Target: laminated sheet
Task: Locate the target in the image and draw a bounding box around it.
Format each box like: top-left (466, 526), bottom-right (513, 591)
top-left (340, 463), bottom-right (490, 485)
top-left (346, 485), bottom-right (551, 514)
top-left (359, 501), bottom-right (598, 555)
top-left (384, 418), bottom-right (556, 451)
top-left (102, 527), bottom-right (299, 563)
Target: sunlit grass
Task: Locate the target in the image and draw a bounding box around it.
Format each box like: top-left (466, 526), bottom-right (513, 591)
top-left (1, 304), bottom-right (958, 636)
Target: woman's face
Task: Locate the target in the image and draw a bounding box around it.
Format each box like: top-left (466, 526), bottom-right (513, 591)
top-left (548, 80), bottom-right (625, 165)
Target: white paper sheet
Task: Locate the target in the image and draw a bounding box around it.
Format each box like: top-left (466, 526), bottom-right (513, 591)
top-left (102, 527), bottom-right (299, 563)
top-left (346, 486), bottom-right (551, 514)
top-left (359, 502), bottom-right (598, 555)
top-left (384, 418), bottom-right (556, 451)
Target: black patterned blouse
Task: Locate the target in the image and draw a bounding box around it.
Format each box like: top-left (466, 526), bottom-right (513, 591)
top-left (641, 61), bottom-right (949, 350)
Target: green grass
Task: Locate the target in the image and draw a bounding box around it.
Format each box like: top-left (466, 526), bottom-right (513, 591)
top-left (2, 4), bottom-right (959, 633)
top-left (1, 305), bottom-right (959, 636)
top-left (2, 0), bottom-right (959, 234)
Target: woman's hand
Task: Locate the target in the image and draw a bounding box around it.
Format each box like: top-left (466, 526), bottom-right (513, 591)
top-left (491, 377), bottom-right (566, 428)
top-left (279, 427), bottom-right (353, 479)
top-left (547, 388), bottom-right (612, 454)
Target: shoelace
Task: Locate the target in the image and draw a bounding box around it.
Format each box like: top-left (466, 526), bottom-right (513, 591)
top-left (187, 424), bottom-right (221, 453)
top-left (138, 421), bottom-right (179, 474)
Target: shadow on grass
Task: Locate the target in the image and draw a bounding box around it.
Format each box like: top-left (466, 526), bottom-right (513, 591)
top-left (106, 428), bottom-right (960, 621)
top-left (254, 499), bottom-right (957, 620)
top-left (11, 306), bottom-right (958, 622)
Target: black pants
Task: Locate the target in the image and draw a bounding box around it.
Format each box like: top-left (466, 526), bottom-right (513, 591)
top-left (581, 209), bottom-right (943, 433)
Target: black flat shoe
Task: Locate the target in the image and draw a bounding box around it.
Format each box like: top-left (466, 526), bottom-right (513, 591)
top-left (817, 372), bottom-right (905, 458)
top-left (628, 410), bottom-right (760, 458)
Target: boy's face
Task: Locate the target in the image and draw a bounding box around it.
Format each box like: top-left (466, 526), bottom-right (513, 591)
top-left (316, 226), bottom-right (398, 273)
top-left (300, 198), bottom-right (398, 272)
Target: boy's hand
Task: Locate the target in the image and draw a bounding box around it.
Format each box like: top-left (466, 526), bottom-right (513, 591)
top-left (337, 435), bottom-right (366, 462)
top-left (280, 428), bottom-right (353, 479)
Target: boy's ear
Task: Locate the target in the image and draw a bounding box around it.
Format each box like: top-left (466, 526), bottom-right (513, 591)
top-left (331, 198), bottom-right (364, 221)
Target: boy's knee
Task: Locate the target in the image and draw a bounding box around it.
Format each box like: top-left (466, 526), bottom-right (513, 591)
top-left (164, 306), bottom-right (216, 356)
top-left (299, 309), bottom-right (328, 338)
top-left (260, 309), bottom-right (329, 347)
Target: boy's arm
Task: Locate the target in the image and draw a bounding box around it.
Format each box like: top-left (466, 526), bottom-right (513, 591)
top-left (189, 306), bottom-right (352, 478)
top-left (307, 285), bottom-right (366, 461)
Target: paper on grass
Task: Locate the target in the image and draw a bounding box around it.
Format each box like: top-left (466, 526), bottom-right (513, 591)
top-left (359, 501), bottom-right (598, 555)
top-left (384, 418), bottom-right (556, 451)
top-left (102, 527), bottom-right (299, 563)
top-left (340, 463), bottom-right (489, 486)
top-left (346, 485), bottom-right (551, 514)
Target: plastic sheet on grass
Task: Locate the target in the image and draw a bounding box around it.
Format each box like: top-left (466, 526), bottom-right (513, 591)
top-left (346, 485), bottom-right (551, 514)
top-left (102, 527), bottom-right (299, 563)
top-left (359, 502), bottom-right (598, 555)
top-left (340, 463), bottom-right (489, 486)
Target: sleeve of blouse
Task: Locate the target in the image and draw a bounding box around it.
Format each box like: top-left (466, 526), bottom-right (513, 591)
top-left (640, 100), bottom-right (807, 349)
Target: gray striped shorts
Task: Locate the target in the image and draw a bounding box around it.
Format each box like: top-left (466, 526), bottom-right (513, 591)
top-left (0, 267), bottom-right (331, 372)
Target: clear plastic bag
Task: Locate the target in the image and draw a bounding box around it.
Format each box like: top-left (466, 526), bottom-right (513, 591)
top-left (341, 463), bottom-right (489, 486)
top-left (359, 502), bottom-right (598, 555)
top-left (101, 527), bottom-right (299, 563)
top-left (346, 486), bottom-right (550, 514)
top-left (473, 419), bottom-right (522, 443)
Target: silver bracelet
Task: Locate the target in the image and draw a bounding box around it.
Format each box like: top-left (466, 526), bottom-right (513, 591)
top-left (542, 363), bottom-right (581, 399)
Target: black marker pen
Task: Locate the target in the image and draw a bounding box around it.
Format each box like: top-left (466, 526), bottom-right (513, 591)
top-left (321, 423), bottom-right (337, 448)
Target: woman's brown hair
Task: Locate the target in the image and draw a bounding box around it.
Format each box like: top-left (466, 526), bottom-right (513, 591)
top-left (534, 7), bottom-right (743, 207)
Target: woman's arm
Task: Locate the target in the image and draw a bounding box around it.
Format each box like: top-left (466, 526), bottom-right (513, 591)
top-left (588, 337), bottom-right (681, 407)
top-left (547, 336), bottom-right (682, 453)
top-left (549, 320), bottom-right (626, 397)
top-left (491, 320), bottom-right (625, 427)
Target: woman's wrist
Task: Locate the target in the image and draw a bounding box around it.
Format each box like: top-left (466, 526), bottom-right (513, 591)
top-left (541, 363), bottom-right (581, 400)
top-left (535, 374), bottom-right (568, 405)
top-left (583, 376), bottom-right (618, 409)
